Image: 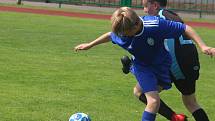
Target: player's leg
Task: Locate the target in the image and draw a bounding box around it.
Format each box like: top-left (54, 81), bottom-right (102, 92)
top-left (134, 83), bottom-right (186, 121)
top-left (142, 91), bottom-right (160, 121)
top-left (131, 64), bottom-right (164, 121)
top-left (174, 78), bottom-right (209, 121)
top-left (182, 94), bottom-right (209, 121)
top-left (122, 55), bottom-right (186, 120)
top-left (175, 79), bottom-right (209, 121)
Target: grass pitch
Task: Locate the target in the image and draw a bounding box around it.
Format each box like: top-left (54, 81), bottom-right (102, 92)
top-left (0, 11), bottom-right (215, 121)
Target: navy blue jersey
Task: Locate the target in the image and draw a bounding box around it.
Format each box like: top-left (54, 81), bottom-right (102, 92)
top-left (110, 16), bottom-right (186, 66)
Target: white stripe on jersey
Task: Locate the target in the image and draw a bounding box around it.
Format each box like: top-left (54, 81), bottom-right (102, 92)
top-left (144, 20), bottom-right (159, 23)
top-left (144, 25), bottom-right (159, 27)
top-left (143, 20), bottom-right (159, 27)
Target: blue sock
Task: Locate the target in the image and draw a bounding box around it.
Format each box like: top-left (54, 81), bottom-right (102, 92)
top-left (142, 111), bottom-right (156, 121)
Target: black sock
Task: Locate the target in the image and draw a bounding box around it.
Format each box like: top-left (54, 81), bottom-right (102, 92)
top-left (192, 108), bottom-right (209, 121)
top-left (139, 93), bottom-right (147, 104)
top-left (139, 93), bottom-right (175, 120)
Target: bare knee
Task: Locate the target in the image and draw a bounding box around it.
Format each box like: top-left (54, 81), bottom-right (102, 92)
top-left (133, 87), bottom-right (142, 97)
top-left (145, 92), bottom-right (160, 113)
top-left (147, 97), bottom-right (160, 109)
top-left (133, 84), bottom-right (142, 98)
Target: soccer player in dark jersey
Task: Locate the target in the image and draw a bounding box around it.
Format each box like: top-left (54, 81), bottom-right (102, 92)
top-left (120, 0), bottom-right (212, 120)
top-left (75, 7), bottom-right (215, 121)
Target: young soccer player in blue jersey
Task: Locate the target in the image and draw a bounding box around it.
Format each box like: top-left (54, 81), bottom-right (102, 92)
top-left (74, 7), bottom-right (215, 121)
top-left (120, 0), bottom-right (215, 121)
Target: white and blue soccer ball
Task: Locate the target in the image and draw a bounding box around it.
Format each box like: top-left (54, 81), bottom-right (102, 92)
top-left (69, 112), bottom-right (91, 121)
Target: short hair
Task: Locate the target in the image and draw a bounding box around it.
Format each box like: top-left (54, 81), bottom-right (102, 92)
top-left (148, 0), bottom-right (167, 7)
top-left (111, 7), bottom-right (139, 36)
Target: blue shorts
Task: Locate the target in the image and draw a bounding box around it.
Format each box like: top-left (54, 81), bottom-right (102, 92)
top-left (131, 62), bottom-right (172, 93)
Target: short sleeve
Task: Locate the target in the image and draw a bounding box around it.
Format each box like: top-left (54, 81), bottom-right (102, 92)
top-left (110, 32), bottom-right (118, 44)
top-left (159, 18), bottom-right (186, 39)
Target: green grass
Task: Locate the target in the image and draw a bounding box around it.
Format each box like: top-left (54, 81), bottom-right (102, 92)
top-left (0, 11), bottom-right (215, 121)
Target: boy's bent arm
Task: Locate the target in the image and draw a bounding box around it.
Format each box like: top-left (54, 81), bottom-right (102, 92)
top-left (185, 25), bottom-right (215, 56)
top-left (74, 32), bottom-right (111, 51)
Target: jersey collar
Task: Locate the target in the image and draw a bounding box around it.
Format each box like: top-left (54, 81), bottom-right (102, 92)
top-left (135, 17), bottom-right (144, 37)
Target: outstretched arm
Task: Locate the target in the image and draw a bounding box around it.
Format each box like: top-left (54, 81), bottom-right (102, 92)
top-left (74, 32), bottom-right (111, 51)
top-left (185, 25), bottom-right (215, 56)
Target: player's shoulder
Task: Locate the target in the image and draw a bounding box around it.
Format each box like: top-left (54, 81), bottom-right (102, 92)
top-left (159, 9), bottom-right (184, 23)
top-left (141, 16), bottom-right (160, 27)
top-left (162, 9), bottom-right (178, 16)
top-left (141, 15), bottom-right (159, 21)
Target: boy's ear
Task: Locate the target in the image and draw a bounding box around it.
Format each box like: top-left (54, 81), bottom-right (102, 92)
top-left (134, 25), bottom-right (139, 30)
top-left (154, 2), bottom-right (160, 10)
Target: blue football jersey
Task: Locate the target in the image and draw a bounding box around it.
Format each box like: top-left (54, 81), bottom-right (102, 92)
top-left (110, 16), bottom-right (186, 65)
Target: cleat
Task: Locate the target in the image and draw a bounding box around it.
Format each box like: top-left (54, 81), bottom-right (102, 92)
top-left (171, 113), bottom-right (188, 121)
top-left (120, 56), bottom-right (131, 74)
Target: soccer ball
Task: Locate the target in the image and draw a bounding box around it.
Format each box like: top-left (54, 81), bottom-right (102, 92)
top-left (69, 112), bottom-right (91, 121)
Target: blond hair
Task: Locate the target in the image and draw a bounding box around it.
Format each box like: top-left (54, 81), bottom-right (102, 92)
top-left (111, 7), bottom-right (140, 36)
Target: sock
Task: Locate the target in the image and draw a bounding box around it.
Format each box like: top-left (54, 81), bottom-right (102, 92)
top-left (142, 111), bottom-right (156, 121)
top-left (139, 93), bottom-right (147, 104)
top-left (192, 108), bottom-right (209, 121)
top-left (139, 93), bottom-right (174, 120)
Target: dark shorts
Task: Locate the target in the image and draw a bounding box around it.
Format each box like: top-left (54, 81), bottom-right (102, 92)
top-left (172, 77), bottom-right (196, 95)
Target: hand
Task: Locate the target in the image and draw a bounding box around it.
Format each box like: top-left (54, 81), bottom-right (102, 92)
top-left (202, 46), bottom-right (215, 57)
top-left (74, 43), bottom-right (92, 51)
